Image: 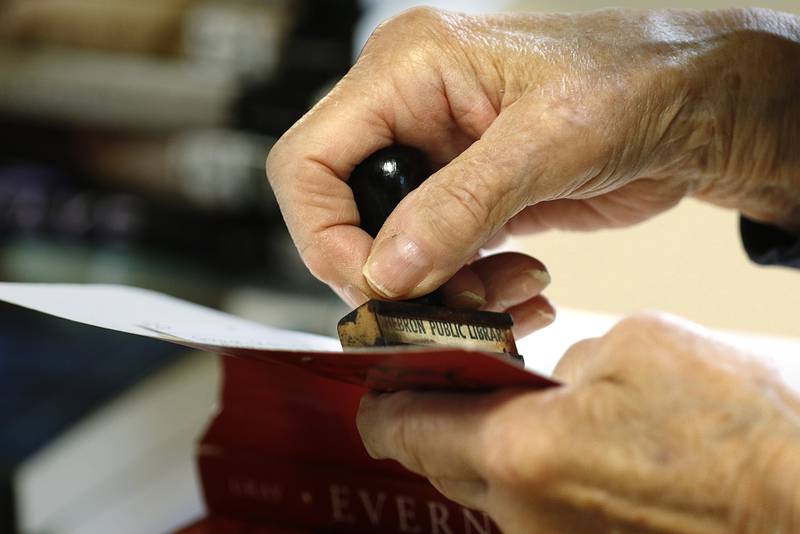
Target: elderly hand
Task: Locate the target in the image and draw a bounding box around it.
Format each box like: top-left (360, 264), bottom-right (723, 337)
top-left (357, 313), bottom-right (800, 533)
top-left (267, 7), bottom-right (800, 310)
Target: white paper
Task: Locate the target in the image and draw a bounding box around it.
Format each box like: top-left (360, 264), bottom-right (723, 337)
top-left (521, 309), bottom-right (800, 391)
top-left (1, 283), bottom-right (798, 389)
top-left (0, 283), bottom-right (341, 352)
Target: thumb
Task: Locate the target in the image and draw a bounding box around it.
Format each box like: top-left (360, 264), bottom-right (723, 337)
top-left (361, 140), bottom-right (523, 298)
top-left (360, 137), bottom-right (554, 298)
top-left (361, 100), bottom-right (609, 299)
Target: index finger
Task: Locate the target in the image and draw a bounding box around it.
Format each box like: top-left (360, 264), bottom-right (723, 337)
top-left (357, 391), bottom-right (489, 480)
top-left (266, 75), bottom-right (395, 301)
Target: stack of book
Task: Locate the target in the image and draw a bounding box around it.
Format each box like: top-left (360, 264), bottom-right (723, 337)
top-left (0, 0), bottom-right (359, 297)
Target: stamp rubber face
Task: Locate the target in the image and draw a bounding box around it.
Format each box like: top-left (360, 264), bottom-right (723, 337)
top-left (338, 300), bottom-right (521, 364)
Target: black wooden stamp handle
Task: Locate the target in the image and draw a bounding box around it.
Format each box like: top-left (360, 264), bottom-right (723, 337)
top-left (348, 145), bottom-right (431, 238)
top-left (349, 146), bottom-right (442, 305)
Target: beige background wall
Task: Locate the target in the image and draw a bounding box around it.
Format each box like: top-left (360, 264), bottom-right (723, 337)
top-left (512, 200), bottom-right (799, 337)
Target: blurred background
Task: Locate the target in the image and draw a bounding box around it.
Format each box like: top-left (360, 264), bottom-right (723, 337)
top-left (0, 0), bottom-right (798, 533)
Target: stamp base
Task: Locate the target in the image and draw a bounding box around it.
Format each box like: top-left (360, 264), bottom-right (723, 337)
top-left (338, 300), bottom-right (522, 366)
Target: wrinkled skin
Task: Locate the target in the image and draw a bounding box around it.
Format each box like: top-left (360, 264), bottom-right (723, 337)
top-left (358, 313), bottom-right (800, 533)
top-left (267, 7), bottom-right (800, 532)
top-left (267, 7), bottom-right (800, 321)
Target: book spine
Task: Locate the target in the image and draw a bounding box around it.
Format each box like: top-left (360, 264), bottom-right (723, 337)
top-left (74, 129), bottom-right (279, 214)
top-left (0, 166), bottom-right (262, 250)
top-left (199, 450), bottom-right (500, 534)
top-left (0, 45), bottom-right (236, 130)
top-left (0, 0), bottom-right (289, 67)
top-left (0, 0), bottom-right (193, 55)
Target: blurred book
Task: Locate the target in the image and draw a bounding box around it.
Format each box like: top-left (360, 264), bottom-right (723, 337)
top-left (0, 0), bottom-right (290, 76)
top-left (14, 351), bottom-right (217, 534)
top-left (0, 164), bottom-right (268, 263)
top-left (73, 129), bottom-right (280, 214)
top-left (0, 164), bottom-right (329, 298)
top-left (0, 44), bottom-right (238, 131)
top-left (0, 0), bottom-right (358, 133)
top-left (0, 122), bottom-right (280, 214)
top-left (0, 300), bottom-right (191, 534)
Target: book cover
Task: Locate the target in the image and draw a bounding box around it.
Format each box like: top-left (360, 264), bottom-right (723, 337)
top-left (0, 283), bottom-right (557, 531)
top-left (197, 355), bottom-right (502, 532)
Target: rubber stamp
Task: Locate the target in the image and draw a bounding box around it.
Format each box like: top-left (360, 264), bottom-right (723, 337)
top-left (337, 146), bottom-right (523, 365)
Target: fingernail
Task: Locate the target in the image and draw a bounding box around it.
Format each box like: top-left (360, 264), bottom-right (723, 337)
top-left (528, 269), bottom-right (551, 287)
top-left (447, 290), bottom-right (486, 309)
top-left (363, 235), bottom-right (432, 297)
top-left (506, 269), bottom-right (551, 297)
top-left (495, 269), bottom-right (551, 309)
top-left (342, 285), bottom-right (368, 307)
top-left (537, 309), bottom-right (555, 324)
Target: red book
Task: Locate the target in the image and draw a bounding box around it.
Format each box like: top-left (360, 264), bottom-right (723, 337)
top-left (201, 446), bottom-right (498, 533)
top-left (194, 355), bottom-right (551, 532)
top-left (0, 283), bottom-right (558, 532)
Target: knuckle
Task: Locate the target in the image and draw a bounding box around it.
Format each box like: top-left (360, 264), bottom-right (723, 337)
top-left (289, 229), bottom-right (335, 285)
top-left (364, 6), bottom-right (449, 63)
top-left (424, 175), bottom-right (500, 243)
top-left (297, 234), bottom-right (345, 288)
top-left (443, 180), bottom-right (492, 228)
top-left (392, 418), bottom-right (419, 468)
top-left (481, 434), bottom-right (521, 487)
top-left (480, 402), bottom-right (560, 490)
top-left (598, 311), bottom-right (683, 373)
top-left (553, 337), bottom-right (599, 383)
top-left (384, 392), bottom-right (426, 471)
top-left (264, 137), bottom-right (286, 185)
top-left (300, 244), bottom-right (328, 282)
top-left (483, 427), bottom-right (558, 491)
top-left (390, 6), bottom-right (446, 33)
top-left (611, 311), bottom-right (669, 338)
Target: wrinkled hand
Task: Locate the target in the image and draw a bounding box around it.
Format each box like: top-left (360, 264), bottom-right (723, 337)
top-left (267, 7), bottom-right (800, 312)
top-left (357, 313), bottom-right (800, 533)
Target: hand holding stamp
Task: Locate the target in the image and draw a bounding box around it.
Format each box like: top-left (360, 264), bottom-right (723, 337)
top-left (338, 146), bottom-right (522, 364)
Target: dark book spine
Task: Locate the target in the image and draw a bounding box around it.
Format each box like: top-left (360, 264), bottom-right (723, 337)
top-left (0, 165), bottom-right (277, 269)
top-left (199, 450), bottom-right (499, 534)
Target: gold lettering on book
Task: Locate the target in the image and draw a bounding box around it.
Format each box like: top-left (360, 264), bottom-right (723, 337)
top-left (359, 489), bottom-right (387, 526)
top-left (330, 484), bottom-right (355, 523)
top-left (428, 502), bottom-right (453, 534)
top-left (328, 483), bottom-right (497, 532)
top-left (227, 477), bottom-right (282, 503)
top-left (397, 495), bottom-right (422, 533)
